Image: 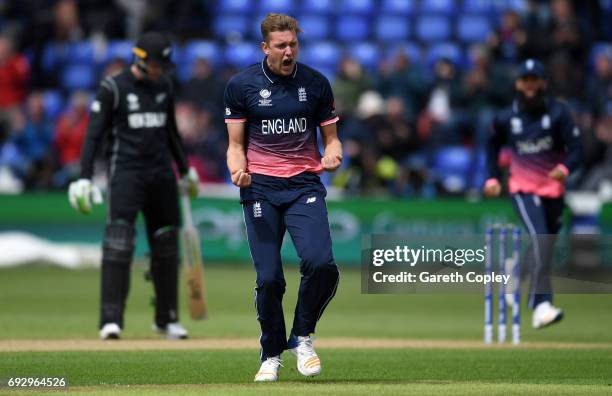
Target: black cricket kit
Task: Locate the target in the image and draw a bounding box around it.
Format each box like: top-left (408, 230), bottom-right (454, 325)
top-left (80, 65), bottom-right (189, 329)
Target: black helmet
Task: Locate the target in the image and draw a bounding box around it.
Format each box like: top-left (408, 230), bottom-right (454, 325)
top-left (133, 32), bottom-right (173, 68)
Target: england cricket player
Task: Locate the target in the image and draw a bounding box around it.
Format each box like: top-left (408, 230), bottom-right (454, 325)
top-left (224, 13), bottom-right (342, 382)
top-left (484, 59), bottom-right (581, 328)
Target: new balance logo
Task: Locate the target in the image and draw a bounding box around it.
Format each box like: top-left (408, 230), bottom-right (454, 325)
top-left (306, 196), bottom-right (317, 204)
top-left (253, 202), bottom-right (262, 218)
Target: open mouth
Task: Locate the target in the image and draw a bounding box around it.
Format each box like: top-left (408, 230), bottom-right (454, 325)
top-left (282, 59), bottom-right (292, 67)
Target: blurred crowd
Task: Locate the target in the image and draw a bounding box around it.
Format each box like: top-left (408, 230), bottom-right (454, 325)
top-left (0, 0), bottom-right (610, 197)
top-left (332, 0), bottom-right (612, 196)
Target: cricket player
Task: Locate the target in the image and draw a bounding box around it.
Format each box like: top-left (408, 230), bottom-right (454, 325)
top-left (68, 32), bottom-right (199, 340)
top-left (484, 59), bottom-right (581, 328)
top-left (224, 14), bottom-right (342, 382)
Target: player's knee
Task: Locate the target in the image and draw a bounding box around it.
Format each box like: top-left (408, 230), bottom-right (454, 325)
top-left (256, 275), bottom-right (286, 294)
top-left (150, 226), bottom-right (178, 262)
top-left (102, 221), bottom-right (135, 265)
top-left (317, 261), bottom-right (339, 281)
top-left (301, 249), bottom-right (335, 273)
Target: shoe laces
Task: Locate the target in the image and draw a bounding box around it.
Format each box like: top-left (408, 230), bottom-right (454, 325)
top-left (296, 336), bottom-right (317, 358)
top-left (261, 356), bottom-right (283, 371)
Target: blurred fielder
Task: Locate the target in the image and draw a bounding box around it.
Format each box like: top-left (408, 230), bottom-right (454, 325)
top-left (68, 32), bottom-right (199, 340)
top-left (484, 59), bottom-right (581, 329)
top-left (224, 14), bottom-right (342, 382)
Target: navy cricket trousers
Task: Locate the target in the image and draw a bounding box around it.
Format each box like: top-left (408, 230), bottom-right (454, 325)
top-left (511, 192), bottom-right (565, 309)
top-left (242, 192), bottom-right (339, 361)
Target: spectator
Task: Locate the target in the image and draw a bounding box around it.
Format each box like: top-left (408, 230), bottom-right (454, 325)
top-left (462, 45), bottom-right (513, 148)
top-left (334, 91), bottom-right (386, 194)
top-left (333, 57), bottom-right (372, 117)
top-left (586, 50), bottom-right (612, 114)
top-left (10, 92), bottom-right (55, 189)
top-left (0, 110), bottom-right (28, 186)
top-left (487, 10), bottom-right (530, 63)
top-left (383, 97), bottom-right (429, 197)
top-left (0, 126), bottom-right (25, 193)
top-left (139, 0), bottom-right (212, 40)
top-left (418, 58), bottom-right (466, 154)
top-left (547, 0), bottom-right (586, 63)
top-left (53, 91), bottom-right (90, 186)
top-left (176, 102), bottom-right (226, 183)
top-left (0, 35), bottom-right (30, 134)
top-left (77, 0), bottom-right (127, 39)
top-left (576, 104), bottom-right (612, 191)
top-left (179, 58), bottom-right (225, 124)
top-left (377, 51), bottom-right (427, 119)
top-left (548, 52), bottom-right (583, 103)
top-left (53, 0), bottom-right (84, 43)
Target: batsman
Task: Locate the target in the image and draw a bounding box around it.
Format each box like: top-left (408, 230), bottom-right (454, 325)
top-left (68, 32), bottom-right (199, 340)
top-left (484, 59), bottom-right (581, 329)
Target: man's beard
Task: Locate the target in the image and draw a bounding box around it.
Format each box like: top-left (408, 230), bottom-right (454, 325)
top-left (518, 90), bottom-right (546, 113)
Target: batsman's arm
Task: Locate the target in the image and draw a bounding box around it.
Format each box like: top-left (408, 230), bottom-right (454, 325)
top-left (164, 78), bottom-right (189, 176)
top-left (166, 94), bottom-right (189, 176)
top-left (79, 79), bottom-right (114, 179)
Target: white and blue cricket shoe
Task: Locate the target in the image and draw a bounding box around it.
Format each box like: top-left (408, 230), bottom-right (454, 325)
top-left (532, 301), bottom-right (563, 329)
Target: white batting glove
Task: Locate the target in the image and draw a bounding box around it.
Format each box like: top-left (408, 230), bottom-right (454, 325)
top-left (179, 167), bottom-right (200, 198)
top-left (68, 179), bottom-right (103, 214)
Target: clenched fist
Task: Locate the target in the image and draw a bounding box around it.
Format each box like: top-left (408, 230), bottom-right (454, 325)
top-left (231, 168), bottom-right (252, 187)
top-left (483, 178), bottom-right (502, 198)
top-left (321, 153), bottom-right (342, 172)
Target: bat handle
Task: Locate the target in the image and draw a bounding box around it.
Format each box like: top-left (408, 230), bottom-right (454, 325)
top-left (181, 191), bottom-right (194, 229)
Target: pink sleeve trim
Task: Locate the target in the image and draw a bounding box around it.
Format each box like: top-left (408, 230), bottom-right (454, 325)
top-left (320, 116), bottom-right (339, 126)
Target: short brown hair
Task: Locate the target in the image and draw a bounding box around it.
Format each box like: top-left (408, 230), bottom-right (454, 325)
top-left (260, 13), bottom-right (302, 42)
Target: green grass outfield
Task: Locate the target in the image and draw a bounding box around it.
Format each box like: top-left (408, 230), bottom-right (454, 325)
top-left (1, 264), bottom-right (611, 395)
top-left (2, 349), bottom-right (611, 395)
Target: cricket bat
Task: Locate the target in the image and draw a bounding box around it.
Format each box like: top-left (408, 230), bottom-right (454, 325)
top-left (181, 192), bottom-right (208, 320)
